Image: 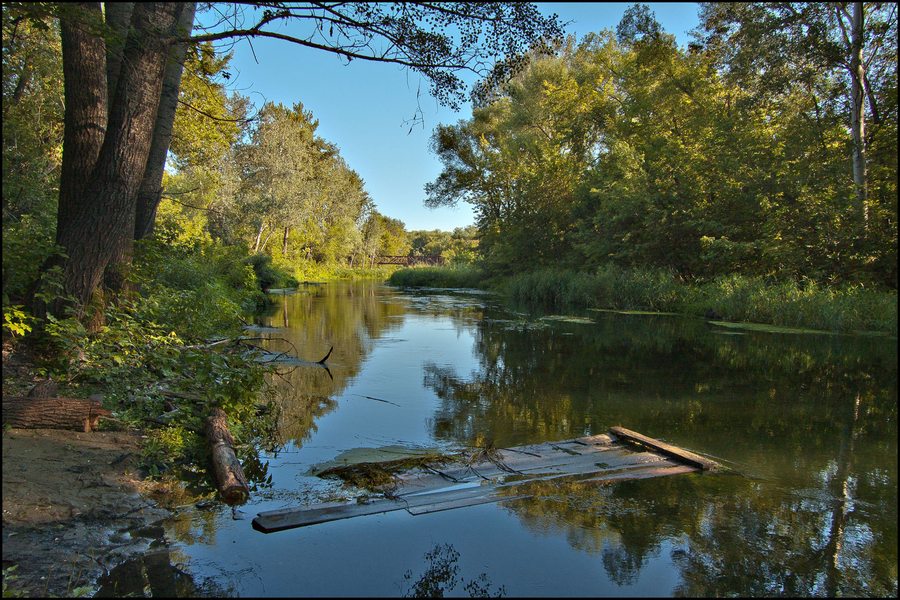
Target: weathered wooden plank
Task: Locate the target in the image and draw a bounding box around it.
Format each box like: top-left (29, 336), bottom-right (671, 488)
top-left (406, 492), bottom-right (530, 515)
top-left (393, 445), bottom-right (642, 493)
top-left (253, 497), bottom-right (409, 532)
top-left (254, 457), bottom-right (695, 531)
top-left (253, 428), bottom-right (713, 533)
top-left (609, 426), bottom-right (719, 471)
top-left (581, 463), bottom-right (698, 482)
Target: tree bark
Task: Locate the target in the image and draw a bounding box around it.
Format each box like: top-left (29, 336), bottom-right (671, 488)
top-left (254, 222), bottom-right (266, 252)
top-left (837, 2), bottom-right (869, 234)
top-left (260, 228), bottom-right (274, 252)
top-left (2, 397), bottom-right (111, 432)
top-left (10, 58), bottom-right (32, 106)
top-left (56, 2), bottom-right (182, 311)
top-left (282, 226), bottom-right (290, 257)
top-left (57, 2), bottom-right (107, 236)
top-left (134, 1), bottom-right (197, 240)
top-left (103, 1), bottom-right (135, 115)
top-left (205, 407), bottom-right (250, 504)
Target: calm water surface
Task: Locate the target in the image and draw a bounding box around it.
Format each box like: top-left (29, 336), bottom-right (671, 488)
top-left (100, 281), bottom-right (898, 597)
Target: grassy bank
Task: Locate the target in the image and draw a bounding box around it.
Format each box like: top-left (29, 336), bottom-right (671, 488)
top-left (387, 264), bottom-right (485, 288)
top-left (388, 265), bottom-right (898, 335)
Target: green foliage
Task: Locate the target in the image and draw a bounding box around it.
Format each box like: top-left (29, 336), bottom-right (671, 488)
top-left (502, 269), bottom-right (598, 309)
top-left (408, 226), bottom-right (479, 265)
top-left (426, 8), bottom-right (897, 290)
top-left (245, 253), bottom-right (297, 291)
top-left (499, 266), bottom-right (897, 335)
top-left (292, 261), bottom-right (397, 282)
top-left (132, 236), bottom-right (261, 338)
top-left (2, 212), bottom-right (59, 304)
top-left (35, 284), bottom-right (277, 477)
top-left (388, 265), bottom-right (485, 289)
top-left (2, 7), bottom-right (64, 222)
top-left (2, 305), bottom-right (34, 338)
top-left (2, 565), bottom-right (27, 598)
top-left (2, 7), bottom-right (64, 304)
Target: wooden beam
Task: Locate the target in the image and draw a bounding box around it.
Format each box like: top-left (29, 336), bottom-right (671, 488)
top-left (609, 426), bottom-right (719, 471)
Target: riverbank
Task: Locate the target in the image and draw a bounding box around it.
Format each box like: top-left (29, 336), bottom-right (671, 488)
top-left (1, 343), bottom-right (187, 598)
top-left (388, 265), bottom-right (898, 336)
top-left (1, 428), bottom-right (177, 598)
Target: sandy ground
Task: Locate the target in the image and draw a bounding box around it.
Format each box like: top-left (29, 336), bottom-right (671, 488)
top-left (1, 428), bottom-right (174, 597)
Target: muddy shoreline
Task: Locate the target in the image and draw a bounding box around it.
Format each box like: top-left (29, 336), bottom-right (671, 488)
top-left (1, 428), bottom-right (176, 597)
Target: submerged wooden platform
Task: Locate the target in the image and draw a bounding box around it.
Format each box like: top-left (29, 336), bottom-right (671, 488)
top-left (252, 426), bottom-right (718, 533)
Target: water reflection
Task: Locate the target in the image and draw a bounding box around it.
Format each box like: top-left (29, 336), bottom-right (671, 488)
top-left (254, 282), bottom-right (409, 448)
top-left (163, 283), bottom-right (895, 597)
top-left (424, 307), bottom-right (897, 596)
top-left (401, 543), bottom-right (506, 598)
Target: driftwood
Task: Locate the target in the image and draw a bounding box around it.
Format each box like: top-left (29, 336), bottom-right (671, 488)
top-left (205, 407), bottom-right (250, 505)
top-left (2, 396), bottom-right (111, 432)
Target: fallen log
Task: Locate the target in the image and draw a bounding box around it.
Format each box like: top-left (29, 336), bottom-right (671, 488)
top-left (205, 407), bottom-right (250, 505)
top-left (2, 396), bottom-right (111, 432)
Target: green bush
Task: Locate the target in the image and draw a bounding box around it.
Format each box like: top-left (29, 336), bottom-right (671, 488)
top-left (245, 253), bottom-right (297, 290)
top-left (2, 212), bottom-right (59, 303)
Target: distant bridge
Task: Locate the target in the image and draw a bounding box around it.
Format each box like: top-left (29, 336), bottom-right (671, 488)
top-left (376, 255), bottom-right (445, 266)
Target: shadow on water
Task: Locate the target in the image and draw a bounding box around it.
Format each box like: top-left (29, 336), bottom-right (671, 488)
top-left (92, 522), bottom-right (228, 598)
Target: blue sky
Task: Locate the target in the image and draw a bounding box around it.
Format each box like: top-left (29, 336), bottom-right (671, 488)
top-left (208, 3), bottom-right (700, 231)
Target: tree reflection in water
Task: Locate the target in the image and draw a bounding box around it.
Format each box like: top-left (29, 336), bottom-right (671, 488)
top-left (423, 309), bottom-right (897, 596)
top-left (401, 543), bottom-right (506, 598)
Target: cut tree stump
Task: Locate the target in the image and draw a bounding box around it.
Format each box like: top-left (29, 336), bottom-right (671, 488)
top-left (2, 397), bottom-right (111, 432)
top-left (205, 408), bottom-right (250, 505)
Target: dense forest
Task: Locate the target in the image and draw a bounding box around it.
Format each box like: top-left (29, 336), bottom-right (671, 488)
top-left (429, 4), bottom-right (897, 287)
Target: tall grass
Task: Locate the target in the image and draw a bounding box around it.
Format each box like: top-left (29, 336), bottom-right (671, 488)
top-left (503, 266), bottom-right (897, 335)
top-left (385, 263), bottom-right (897, 335)
top-left (388, 264), bottom-right (485, 289)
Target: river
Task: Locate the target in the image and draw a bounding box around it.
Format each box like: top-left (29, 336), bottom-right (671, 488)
top-left (96, 281), bottom-right (898, 597)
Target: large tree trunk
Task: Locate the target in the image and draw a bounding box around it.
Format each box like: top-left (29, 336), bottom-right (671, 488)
top-left (103, 2), bottom-right (135, 114)
top-left (57, 2), bottom-right (107, 237)
top-left (29, 2), bottom-right (109, 320)
top-left (837, 2), bottom-right (869, 234)
top-left (56, 2), bottom-right (182, 311)
top-left (134, 1), bottom-right (196, 240)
